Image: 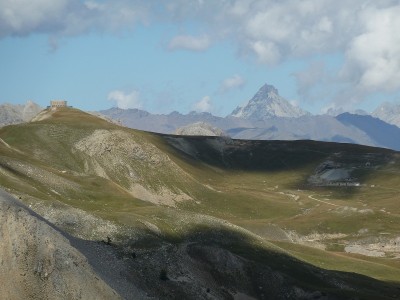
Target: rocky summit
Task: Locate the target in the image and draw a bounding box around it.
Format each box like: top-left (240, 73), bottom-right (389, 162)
top-left (230, 84), bottom-right (309, 120)
top-left (175, 122), bottom-right (226, 136)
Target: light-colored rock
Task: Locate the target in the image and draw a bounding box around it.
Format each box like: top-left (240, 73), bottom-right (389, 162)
top-left (175, 122), bottom-right (227, 137)
top-left (230, 84), bottom-right (309, 120)
top-left (74, 129), bottom-right (193, 206)
top-left (0, 189), bottom-right (120, 300)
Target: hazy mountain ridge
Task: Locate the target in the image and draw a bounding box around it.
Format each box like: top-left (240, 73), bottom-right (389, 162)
top-left (325, 107), bottom-right (368, 117)
top-left (100, 84), bottom-right (400, 150)
top-left (229, 115), bottom-right (376, 145)
top-left (2, 85), bottom-right (400, 152)
top-left (99, 83), bottom-right (400, 151)
top-left (336, 113), bottom-right (400, 150)
top-left (0, 100), bottom-right (42, 126)
top-left (372, 102), bottom-right (400, 128)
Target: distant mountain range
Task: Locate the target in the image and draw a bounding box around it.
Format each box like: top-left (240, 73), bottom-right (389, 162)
top-left (336, 113), bottom-right (400, 151)
top-left (99, 83), bottom-right (400, 151)
top-left (2, 85), bottom-right (400, 151)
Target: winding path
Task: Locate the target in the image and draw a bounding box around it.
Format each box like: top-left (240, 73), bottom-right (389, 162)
top-left (308, 194), bottom-right (339, 207)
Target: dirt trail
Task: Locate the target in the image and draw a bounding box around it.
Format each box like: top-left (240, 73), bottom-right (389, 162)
top-left (308, 194), bottom-right (339, 207)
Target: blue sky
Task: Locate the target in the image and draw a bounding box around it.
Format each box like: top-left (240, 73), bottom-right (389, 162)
top-left (1, 1), bottom-right (399, 116)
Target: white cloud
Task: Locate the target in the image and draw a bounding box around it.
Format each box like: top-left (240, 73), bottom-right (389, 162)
top-left (290, 99), bottom-right (299, 107)
top-left (193, 96), bottom-right (212, 112)
top-left (220, 75), bottom-right (245, 93)
top-left (223, 0), bottom-right (359, 63)
top-left (108, 90), bottom-right (141, 109)
top-left (293, 61), bottom-right (328, 102)
top-left (168, 34), bottom-right (210, 51)
top-left (0, 0), bottom-right (68, 36)
top-left (0, 0), bottom-right (149, 37)
top-left (250, 40), bottom-right (281, 65)
top-left (341, 5), bottom-right (400, 93)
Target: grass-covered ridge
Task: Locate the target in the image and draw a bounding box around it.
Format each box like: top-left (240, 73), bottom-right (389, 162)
top-left (1, 107), bottom-right (400, 299)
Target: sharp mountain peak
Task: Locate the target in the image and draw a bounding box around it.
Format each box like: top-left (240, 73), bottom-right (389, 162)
top-left (230, 83), bottom-right (310, 120)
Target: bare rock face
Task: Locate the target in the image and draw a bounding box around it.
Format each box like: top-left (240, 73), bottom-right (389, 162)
top-left (230, 84), bottom-right (309, 120)
top-left (0, 190), bottom-right (120, 300)
top-left (73, 129), bottom-right (193, 206)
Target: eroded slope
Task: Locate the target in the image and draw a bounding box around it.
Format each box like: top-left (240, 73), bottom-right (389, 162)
top-left (0, 189), bottom-right (121, 300)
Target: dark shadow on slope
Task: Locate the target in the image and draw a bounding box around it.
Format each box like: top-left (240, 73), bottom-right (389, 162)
top-left (106, 223), bottom-right (400, 300)
top-left (162, 135), bottom-right (395, 172)
top-left (161, 135), bottom-right (397, 198)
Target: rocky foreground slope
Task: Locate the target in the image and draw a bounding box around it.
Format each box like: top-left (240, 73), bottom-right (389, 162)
top-left (0, 189), bottom-right (121, 300)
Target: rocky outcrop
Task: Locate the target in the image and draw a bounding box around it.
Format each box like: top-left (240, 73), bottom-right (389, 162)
top-left (175, 122), bottom-right (227, 137)
top-left (0, 189), bottom-right (120, 300)
top-left (73, 129), bottom-right (193, 206)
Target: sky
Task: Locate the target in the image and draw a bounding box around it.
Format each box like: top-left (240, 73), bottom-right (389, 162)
top-left (1, 0), bottom-right (400, 116)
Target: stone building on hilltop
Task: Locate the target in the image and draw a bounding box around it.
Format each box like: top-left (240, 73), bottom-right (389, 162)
top-left (50, 100), bottom-right (67, 108)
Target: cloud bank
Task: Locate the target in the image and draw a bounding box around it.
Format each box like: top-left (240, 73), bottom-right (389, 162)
top-left (0, 0), bottom-right (149, 37)
top-left (168, 34), bottom-right (210, 51)
top-left (219, 75), bottom-right (245, 93)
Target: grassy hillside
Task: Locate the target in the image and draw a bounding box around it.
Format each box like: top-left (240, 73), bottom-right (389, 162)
top-left (1, 107), bottom-right (400, 299)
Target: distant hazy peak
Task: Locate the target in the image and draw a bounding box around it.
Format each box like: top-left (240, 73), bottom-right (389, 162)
top-left (0, 100), bottom-right (42, 126)
top-left (325, 107), bottom-right (369, 117)
top-left (372, 102), bottom-right (400, 128)
top-left (230, 83), bottom-right (309, 120)
top-left (22, 100), bottom-right (42, 121)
